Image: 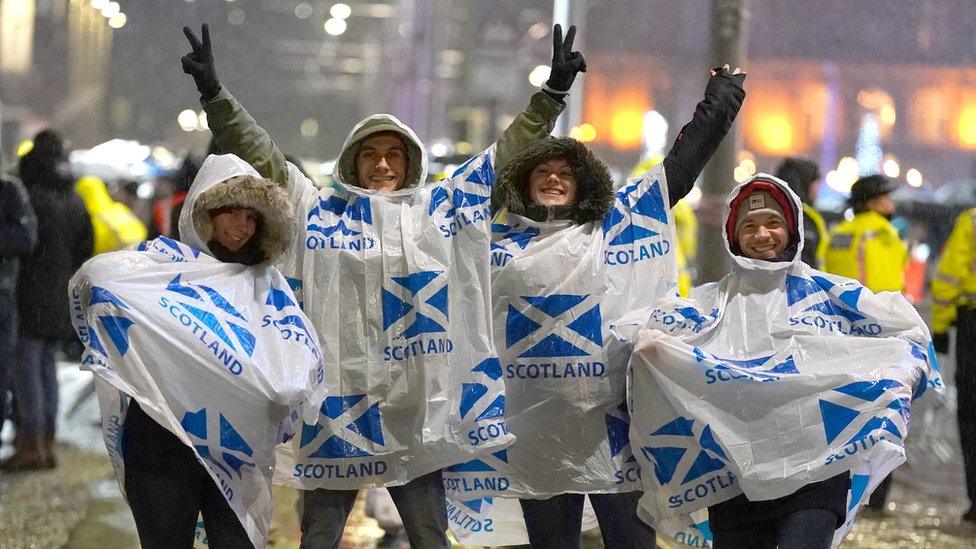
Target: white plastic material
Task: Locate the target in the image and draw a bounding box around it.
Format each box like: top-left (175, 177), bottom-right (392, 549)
top-left (68, 155), bottom-right (327, 548)
top-left (621, 174), bottom-right (942, 547)
top-left (447, 495), bottom-right (601, 546)
top-left (446, 164), bottom-right (678, 542)
top-left (272, 117), bottom-right (509, 490)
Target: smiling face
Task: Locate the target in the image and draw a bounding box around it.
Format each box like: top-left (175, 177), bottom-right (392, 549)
top-left (211, 208), bottom-right (259, 251)
top-left (355, 132), bottom-right (407, 191)
top-left (736, 212), bottom-right (790, 260)
top-left (527, 157), bottom-right (578, 207)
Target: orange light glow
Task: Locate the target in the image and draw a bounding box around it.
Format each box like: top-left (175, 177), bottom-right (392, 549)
top-left (754, 112), bottom-right (794, 155)
top-left (960, 105), bottom-right (976, 148)
top-left (582, 68), bottom-right (651, 151)
top-left (610, 108), bottom-right (645, 150)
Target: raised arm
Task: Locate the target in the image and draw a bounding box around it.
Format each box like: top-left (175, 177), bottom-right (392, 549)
top-left (181, 24), bottom-right (290, 188)
top-left (662, 65), bottom-right (746, 207)
top-left (494, 24), bottom-right (586, 172)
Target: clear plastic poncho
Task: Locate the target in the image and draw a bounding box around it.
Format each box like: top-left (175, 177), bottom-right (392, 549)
top-left (271, 115), bottom-right (511, 490)
top-left (621, 173), bottom-right (943, 547)
top-left (447, 164), bottom-right (679, 544)
top-left (68, 154), bottom-right (327, 547)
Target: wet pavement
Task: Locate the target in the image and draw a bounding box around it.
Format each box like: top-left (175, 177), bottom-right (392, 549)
top-left (1, 363), bottom-right (974, 548)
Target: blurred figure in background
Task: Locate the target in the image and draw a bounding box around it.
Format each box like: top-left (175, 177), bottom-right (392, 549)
top-left (930, 208), bottom-right (976, 525)
top-left (75, 175), bottom-right (147, 254)
top-left (776, 157), bottom-right (827, 269)
top-left (824, 174), bottom-right (907, 510)
top-left (150, 151), bottom-right (206, 240)
top-left (1, 130), bottom-right (92, 471)
top-left (0, 162), bottom-right (38, 456)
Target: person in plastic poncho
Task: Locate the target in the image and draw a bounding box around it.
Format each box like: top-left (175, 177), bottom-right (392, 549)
top-left (70, 154), bottom-right (323, 548)
top-left (627, 174), bottom-right (940, 549)
top-left (180, 23), bottom-right (584, 548)
top-left (462, 66), bottom-right (745, 548)
top-left (930, 208), bottom-right (976, 525)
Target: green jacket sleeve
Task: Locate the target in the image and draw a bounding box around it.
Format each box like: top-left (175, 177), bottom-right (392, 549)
top-left (494, 90), bottom-right (565, 173)
top-left (201, 87), bottom-right (291, 189)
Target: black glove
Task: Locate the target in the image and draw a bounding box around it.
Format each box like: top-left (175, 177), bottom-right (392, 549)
top-left (544, 24), bottom-right (587, 93)
top-left (932, 332), bottom-right (950, 355)
top-left (182, 24), bottom-right (221, 101)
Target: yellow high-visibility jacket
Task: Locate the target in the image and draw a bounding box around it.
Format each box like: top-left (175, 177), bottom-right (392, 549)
top-left (824, 211), bottom-right (907, 293)
top-left (803, 203), bottom-right (829, 269)
top-left (75, 176), bottom-right (148, 255)
top-left (931, 208), bottom-right (976, 333)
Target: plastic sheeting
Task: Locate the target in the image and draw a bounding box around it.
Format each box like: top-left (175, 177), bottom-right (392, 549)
top-left (447, 495), bottom-right (601, 546)
top-left (69, 235), bottom-right (326, 548)
top-left (620, 174), bottom-right (942, 547)
top-left (445, 164), bottom-right (678, 543)
top-left (272, 129), bottom-right (510, 490)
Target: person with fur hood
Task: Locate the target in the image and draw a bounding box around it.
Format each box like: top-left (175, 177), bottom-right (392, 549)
top-left (625, 174), bottom-right (940, 548)
top-left (447, 65), bottom-right (745, 548)
top-left (181, 23), bottom-right (585, 549)
top-left (70, 154), bottom-right (325, 548)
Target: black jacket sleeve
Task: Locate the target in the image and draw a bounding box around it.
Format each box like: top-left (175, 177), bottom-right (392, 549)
top-left (0, 177), bottom-right (38, 257)
top-left (663, 71), bottom-right (746, 207)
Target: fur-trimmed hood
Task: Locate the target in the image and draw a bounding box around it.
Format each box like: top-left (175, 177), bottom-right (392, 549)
top-left (494, 137), bottom-right (613, 224)
top-left (178, 154), bottom-right (296, 265)
top-left (332, 114), bottom-right (428, 190)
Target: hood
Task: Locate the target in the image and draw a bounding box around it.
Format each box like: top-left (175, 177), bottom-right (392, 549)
top-left (75, 175), bottom-right (114, 210)
top-left (18, 131), bottom-right (72, 190)
top-left (494, 136), bottom-right (613, 224)
top-left (178, 154), bottom-right (297, 265)
top-left (722, 173), bottom-right (804, 273)
top-left (332, 114), bottom-right (427, 190)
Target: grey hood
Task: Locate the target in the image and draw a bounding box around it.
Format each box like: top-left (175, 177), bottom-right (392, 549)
top-left (178, 154), bottom-right (297, 265)
top-left (332, 114), bottom-right (428, 190)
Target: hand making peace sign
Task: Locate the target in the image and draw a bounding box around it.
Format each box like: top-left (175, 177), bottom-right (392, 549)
top-left (181, 24), bottom-right (221, 100)
top-left (545, 24), bottom-right (587, 93)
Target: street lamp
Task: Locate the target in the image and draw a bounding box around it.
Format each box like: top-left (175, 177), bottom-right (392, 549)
top-left (324, 18), bottom-right (347, 36)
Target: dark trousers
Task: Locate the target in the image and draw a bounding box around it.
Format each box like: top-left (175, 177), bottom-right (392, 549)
top-left (300, 469), bottom-right (450, 549)
top-left (122, 403), bottom-right (252, 549)
top-left (0, 295), bottom-right (16, 434)
top-left (956, 307), bottom-right (976, 512)
top-left (866, 474), bottom-right (892, 509)
top-left (712, 507), bottom-right (837, 549)
top-left (519, 491), bottom-right (655, 549)
top-left (10, 336), bottom-right (59, 445)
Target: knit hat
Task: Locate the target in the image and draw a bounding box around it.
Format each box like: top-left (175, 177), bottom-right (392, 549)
top-left (725, 179), bottom-right (798, 255)
top-left (734, 191), bottom-right (786, 233)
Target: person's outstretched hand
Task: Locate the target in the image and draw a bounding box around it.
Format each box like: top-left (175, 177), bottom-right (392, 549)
top-left (182, 24), bottom-right (221, 101)
top-left (545, 24), bottom-right (587, 92)
top-left (710, 63), bottom-right (747, 87)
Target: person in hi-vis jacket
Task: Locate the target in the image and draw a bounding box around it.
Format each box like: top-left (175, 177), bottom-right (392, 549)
top-left (466, 65), bottom-right (744, 548)
top-left (930, 208), bottom-right (976, 526)
top-left (180, 22), bottom-right (585, 549)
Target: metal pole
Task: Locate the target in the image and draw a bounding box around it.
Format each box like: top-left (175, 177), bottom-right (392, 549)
top-left (698, 0), bottom-right (750, 282)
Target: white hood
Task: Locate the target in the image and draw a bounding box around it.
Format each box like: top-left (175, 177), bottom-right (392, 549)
top-left (722, 172), bottom-right (805, 273)
top-left (178, 153), bottom-right (297, 265)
